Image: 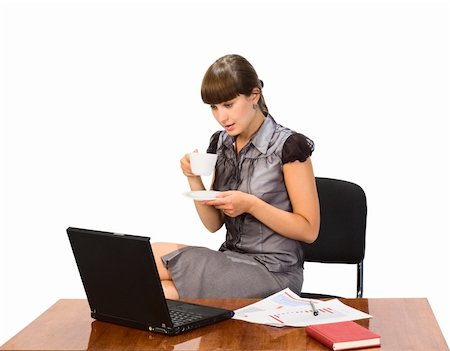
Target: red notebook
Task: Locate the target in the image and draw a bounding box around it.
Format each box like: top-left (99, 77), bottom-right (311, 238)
top-left (306, 321), bottom-right (381, 350)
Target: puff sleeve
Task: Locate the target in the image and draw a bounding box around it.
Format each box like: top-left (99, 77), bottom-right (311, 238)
top-left (282, 133), bottom-right (314, 164)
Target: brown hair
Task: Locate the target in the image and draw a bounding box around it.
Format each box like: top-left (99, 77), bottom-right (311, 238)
top-left (201, 54), bottom-right (268, 115)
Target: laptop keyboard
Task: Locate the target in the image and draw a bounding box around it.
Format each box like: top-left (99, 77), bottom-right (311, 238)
top-left (169, 309), bottom-right (205, 326)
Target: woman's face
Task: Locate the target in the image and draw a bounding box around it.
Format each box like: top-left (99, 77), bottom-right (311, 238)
top-left (210, 93), bottom-right (259, 137)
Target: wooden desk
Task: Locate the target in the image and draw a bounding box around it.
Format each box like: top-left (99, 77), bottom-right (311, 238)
top-left (1, 298), bottom-right (448, 351)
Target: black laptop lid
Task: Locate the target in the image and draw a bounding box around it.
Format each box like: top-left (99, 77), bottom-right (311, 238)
top-left (67, 227), bottom-right (172, 328)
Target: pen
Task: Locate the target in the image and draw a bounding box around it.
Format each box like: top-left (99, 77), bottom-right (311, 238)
top-left (310, 301), bottom-right (319, 316)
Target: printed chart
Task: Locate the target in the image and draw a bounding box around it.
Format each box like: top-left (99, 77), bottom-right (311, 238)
top-left (233, 288), bottom-right (372, 327)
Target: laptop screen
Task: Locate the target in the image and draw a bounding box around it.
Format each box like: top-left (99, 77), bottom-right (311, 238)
top-left (67, 227), bottom-right (172, 328)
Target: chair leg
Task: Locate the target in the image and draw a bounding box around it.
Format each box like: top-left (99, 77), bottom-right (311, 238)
top-left (357, 261), bottom-right (363, 298)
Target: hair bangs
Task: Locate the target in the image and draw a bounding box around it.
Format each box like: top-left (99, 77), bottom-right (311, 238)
top-left (201, 69), bottom-right (239, 105)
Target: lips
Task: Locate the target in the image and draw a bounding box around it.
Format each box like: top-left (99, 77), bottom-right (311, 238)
top-left (224, 123), bottom-right (235, 131)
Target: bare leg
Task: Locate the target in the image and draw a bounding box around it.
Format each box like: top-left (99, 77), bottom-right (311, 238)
top-left (161, 280), bottom-right (180, 300)
top-left (152, 242), bottom-right (187, 299)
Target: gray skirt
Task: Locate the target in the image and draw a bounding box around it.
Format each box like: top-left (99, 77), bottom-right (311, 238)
top-left (161, 246), bottom-right (303, 298)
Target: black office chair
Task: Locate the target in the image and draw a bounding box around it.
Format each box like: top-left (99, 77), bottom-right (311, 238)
top-left (300, 177), bottom-right (367, 299)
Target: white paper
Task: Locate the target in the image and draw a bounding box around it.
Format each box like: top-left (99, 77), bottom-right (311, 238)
top-left (233, 288), bottom-right (372, 327)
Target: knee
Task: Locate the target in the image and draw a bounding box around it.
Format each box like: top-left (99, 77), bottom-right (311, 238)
top-left (152, 242), bottom-right (187, 257)
top-left (162, 280), bottom-right (180, 300)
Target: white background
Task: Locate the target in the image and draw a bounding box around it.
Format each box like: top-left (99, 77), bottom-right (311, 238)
top-left (1, 0), bottom-right (449, 345)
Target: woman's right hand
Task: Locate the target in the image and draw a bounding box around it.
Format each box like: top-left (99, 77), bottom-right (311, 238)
top-left (180, 150), bottom-right (198, 177)
top-left (180, 150), bottom-right (222, 232)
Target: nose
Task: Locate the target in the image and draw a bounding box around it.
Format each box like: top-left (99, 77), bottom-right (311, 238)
top-left (215, 106), bottom-right (228, 124)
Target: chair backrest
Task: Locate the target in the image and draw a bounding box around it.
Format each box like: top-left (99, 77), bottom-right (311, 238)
top-left (301, 177), bottom-right (367, 298)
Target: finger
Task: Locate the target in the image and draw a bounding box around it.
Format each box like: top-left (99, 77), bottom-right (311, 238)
top-left (181, 154), bottom-right (195, 175)
top-left (180, 155), bottom-right (190, 168)
top-left (214, 205), bottom-right (229, 212)
top-left (216, 191), bottom-right (233, 198)
top-left (209, 199), bottom-right (227, 206)
top-left (223, 209), bottom-right (236, 217)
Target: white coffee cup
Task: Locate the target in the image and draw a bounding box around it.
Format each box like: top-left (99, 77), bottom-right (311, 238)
top-left (190, 152), bottom-right (218, 176)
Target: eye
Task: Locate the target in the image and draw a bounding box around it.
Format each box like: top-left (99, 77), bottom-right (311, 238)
top-left (210, 105), bottom-right (217, 110)
top-left (224, 103), bottom-right (233, 108)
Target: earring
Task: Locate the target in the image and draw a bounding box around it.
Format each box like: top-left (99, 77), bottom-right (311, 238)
top-left (253, 103), bottom-right (258, 110)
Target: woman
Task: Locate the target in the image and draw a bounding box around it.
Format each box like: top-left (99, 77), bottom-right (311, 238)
top-left (153, 54), bottom-right (320, 299)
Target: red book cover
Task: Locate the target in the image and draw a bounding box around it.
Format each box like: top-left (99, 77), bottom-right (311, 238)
top-left (306, 321), bottom-right (381, 350)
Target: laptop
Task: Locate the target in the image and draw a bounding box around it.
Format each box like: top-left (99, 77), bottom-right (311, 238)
top-left (67, 227), bottom-right (234, 335)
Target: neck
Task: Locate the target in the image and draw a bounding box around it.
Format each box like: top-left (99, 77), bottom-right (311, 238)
top-left (235, 111), bottom-right (266, 153)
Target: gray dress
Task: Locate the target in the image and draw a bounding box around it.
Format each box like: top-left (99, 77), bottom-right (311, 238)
top-left (163, 115), bottom-right (314, 298)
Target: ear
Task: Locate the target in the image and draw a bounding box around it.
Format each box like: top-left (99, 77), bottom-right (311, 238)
top-left (250, 88), bottom-right (261, 103)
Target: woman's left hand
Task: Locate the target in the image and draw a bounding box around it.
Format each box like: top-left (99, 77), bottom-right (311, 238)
top-left (202, 191), bottom-right (256, 218)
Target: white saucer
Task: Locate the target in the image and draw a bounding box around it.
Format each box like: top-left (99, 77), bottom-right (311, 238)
top-left (184, 190), bottom-right (221, 201)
